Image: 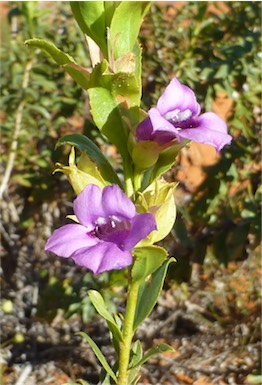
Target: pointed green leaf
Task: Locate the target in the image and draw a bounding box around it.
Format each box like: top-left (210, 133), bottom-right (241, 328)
top-left (88, 87), bottom-right (129, 158)
top-left (88, 290), bottom-right (116, 324)
top-left (24, 38), bottom-right (76, 65)
top-left (111, 72), bottom-right (140, 108)
top-left (24, 39), bottom-right (90, 89)
top-left (63, 63), bottom-right (90, 89)
top-left (133, 258), bottom-right (175, 330)
top-left (88, 62), bottom-right (140, 158)
top-left (100, 373), bottom-right (111, 385)
top-left (77, 331), bottom-right (117, 382)
top-left (70, 1), bottom-right (109, 57)
top-left (110, 2), bottom-right (151, 58)
top-left (132, 246), bottom-right (168, 283)
top-left (130, 343), bottom-right (174, 370)
top-left (133, 42), bottom-right (143, 93)
top-left (88, 290), bottom-right (123, 345)
top-left (56, 134), bottom-right (122, 187)
top-left (128, 340), bottom-right (143, 384)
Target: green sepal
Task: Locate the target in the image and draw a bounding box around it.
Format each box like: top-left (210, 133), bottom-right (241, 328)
top-left (133, 258), bottom-right (175, 331)
top-left (136, 180), bottom-right (177, 245)
top-left (143, 143), bottom-right (185, 188)
top-left (77, 151), bottom-right (106, 185)
top-left (132, 141), bottom-right (160, 170)
top-left (88, 290), bottom-right (123, 356)
top-left (130, 343), bottom-right (174, 370)
top-left (24, 38), bottom-right (90, 89)
top-left (55, 147), bottom-right (106, 195)
top-left (56, 134), bottom-right (122, 188)
top-left (110, 2), bottom-right (151, 59)
top-left (132, 246), bottom-right (168, 283)
top-left (77, 331), bottom-right (117, 383)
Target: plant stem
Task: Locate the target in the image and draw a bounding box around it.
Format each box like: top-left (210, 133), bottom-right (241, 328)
top-left (123, 158), bottom-right (134, 198)
top-left (133, 169), bottom-right (142, 194)
top-left (117, 278), bottom-right (140, 385)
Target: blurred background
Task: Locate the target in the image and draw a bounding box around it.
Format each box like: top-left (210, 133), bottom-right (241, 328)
top-left (0, 2), bottom-right (261, 385)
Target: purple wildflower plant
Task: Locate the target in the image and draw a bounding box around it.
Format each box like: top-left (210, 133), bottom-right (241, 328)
top-left (45, 184), bottom-right (156, 275)
top-left (136, 77), bottom-right (232, 151)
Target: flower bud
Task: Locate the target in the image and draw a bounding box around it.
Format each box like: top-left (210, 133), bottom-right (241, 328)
top-left (55, 147), bottom-right (106, 195)
top-left (132, 141), bottom-right (160, 170)
top-left (136, 179), bottom-right (177, 245)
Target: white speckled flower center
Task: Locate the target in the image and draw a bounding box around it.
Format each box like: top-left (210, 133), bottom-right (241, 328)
top-left (164, 108), bottom-right (192, 123)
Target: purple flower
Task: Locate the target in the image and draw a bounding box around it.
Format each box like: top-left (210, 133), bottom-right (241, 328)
top-left (45, 184), bottom-right (156, 275)
top-left (136, 77), bottom-right (232, 151)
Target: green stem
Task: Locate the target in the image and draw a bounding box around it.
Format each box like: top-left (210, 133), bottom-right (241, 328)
top-left (133, 169), bottom-right (142, 194)
top-left (117, 278), bottom-right (140, 385)
top-left (123, 158), bottom-right (134, 198)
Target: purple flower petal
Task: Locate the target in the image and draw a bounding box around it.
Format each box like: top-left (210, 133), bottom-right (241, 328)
top-left (102, 184), bottom-right (136, 219)
top-left (45, 224), bottom-right (97, 257)
top-left (74, 184), bottom-right (105, 227)
top-left (122, 213), bottom-right (157, 250)
top-left (147, 108), bottom-right (179, 144)
top-left (72, 242), bottom-right (132, 274)
top-left (46, 184), bottom-right (157, 275)
top-left (178, 112), bottom-right (232, 151)
top-left (157, 77), bottom-right (201, 117)
top-left (136, 109), bottom-right (178, 144)
top-left (135, 77), bottom-right (232, 151)
top-left (135, 116), bottom-right (154, 141)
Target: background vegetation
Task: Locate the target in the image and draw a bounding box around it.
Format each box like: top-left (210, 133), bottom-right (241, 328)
top-left (1, 2), bottom-right (261, 384)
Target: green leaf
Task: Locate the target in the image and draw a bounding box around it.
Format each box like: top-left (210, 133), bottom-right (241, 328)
top-left (88, 290), bottom-right (123, 346)
top-left (26, 105), bottom-right (51, 119)
top-left (25, 38), bottom-right (91, 89)
top-left (132, 246), bottom-right (168, 283)
top-left (133, 42), bottom-right (143, 101)
top-left (128, 340), bottom-right (143, 384)
top-left (133, 258), bottom-right (175, 330)
top-left (24, 38), bottom-right (76, 65)
top-left (88, 87), bottom-right (127, 152)
top-left (143, 143), bottom-right (184, 188)
top-left (111, 72), bottom-right (141, 108)
top-left (88, 62), bottom-right (140, 158)
top-left (110, 2), bottom-right (151, 58)
top-left (56, 134), bottom-right (122, 187)
top-left (130, 343), bottom-right (174, 370)
top-left (70, 1), bottom-right (109, 57)
top-left (77, 331), bottom-right (117, 383)
top-left (63, 63), bottom-right (90, 90)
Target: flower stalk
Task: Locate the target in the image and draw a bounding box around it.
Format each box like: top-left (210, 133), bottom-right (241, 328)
top-left (117, 276), bottom-right (140, 385)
